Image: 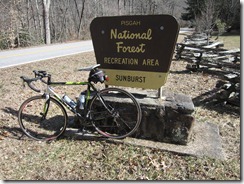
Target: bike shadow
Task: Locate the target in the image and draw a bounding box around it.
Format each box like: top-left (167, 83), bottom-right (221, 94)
top-left (0, 107), bottom-right (111, 142)
top-left (0, 125), bottom-right (24, 140)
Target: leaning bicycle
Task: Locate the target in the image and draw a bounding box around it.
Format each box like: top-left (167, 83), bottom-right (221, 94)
top-left (18, 64), bottom-right (142, 141)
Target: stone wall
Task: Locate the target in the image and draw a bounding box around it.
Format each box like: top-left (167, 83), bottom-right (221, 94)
top-left (133, 89), bottom-right (195, 145)
top-left (71, 89), bottom-right (195, 145)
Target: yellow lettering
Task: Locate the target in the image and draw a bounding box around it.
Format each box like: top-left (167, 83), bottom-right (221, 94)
top-left (110, 29), bottom-right (117, 39)
top-left (116, 42), bottom-right (146, 53)
top-left (110, 29), bottom-right (152, 40)
top-left (142, 59), bottom-right (159, 66)
top-left (155, 59), bottom-right (159, 66)
top-left (121, 20), bottom-right (141, 26)
top-left (104, 57), bottom-right (138, 65)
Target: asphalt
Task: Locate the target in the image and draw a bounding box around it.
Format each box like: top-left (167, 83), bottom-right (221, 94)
top-left (0, 40), bottom-right (93, 69)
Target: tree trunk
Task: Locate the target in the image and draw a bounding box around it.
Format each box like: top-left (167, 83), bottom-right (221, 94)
top-left (42, 0), bottom-right (51, 44)
top-left (73, 0), bottom-right (85, 39)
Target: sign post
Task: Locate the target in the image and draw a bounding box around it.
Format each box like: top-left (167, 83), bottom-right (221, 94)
top-left (90, 15), bottom-right (179, 95)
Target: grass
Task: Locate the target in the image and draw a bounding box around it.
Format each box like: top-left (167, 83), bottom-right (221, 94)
top-left (1, 139), bottom-right (240, 180)
top-left (217, 33), bottom-right (240, 49)
top-left (0, 32), bottom-right (240, 180)
top-left (219, 35), bottom-right (241, 49)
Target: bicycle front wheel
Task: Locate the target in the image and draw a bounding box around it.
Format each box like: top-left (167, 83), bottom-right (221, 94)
top-left (18, 95), bottom-right (68, 141)
top-left (89, 88), bottom-right (142, 139)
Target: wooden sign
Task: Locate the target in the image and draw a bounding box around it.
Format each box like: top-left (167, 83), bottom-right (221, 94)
top-left (90, 15), bottom-right (179, 89)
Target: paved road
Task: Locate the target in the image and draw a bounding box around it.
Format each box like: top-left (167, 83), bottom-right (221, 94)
top-left (0, 40), bottom-right (93, 69)
top-left (0, 28), bottom-right (192, 69)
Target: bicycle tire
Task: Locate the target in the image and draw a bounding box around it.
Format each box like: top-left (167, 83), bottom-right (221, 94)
top-left (18, 95), bottom-right (68, 141)
top-left (88, 88), bottom-right (142, 139)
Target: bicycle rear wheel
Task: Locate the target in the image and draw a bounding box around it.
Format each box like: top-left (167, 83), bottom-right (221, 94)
top-left (18, 95), bottom-right (68, 141)
top-left (88, 88), bottom-right (142, 139)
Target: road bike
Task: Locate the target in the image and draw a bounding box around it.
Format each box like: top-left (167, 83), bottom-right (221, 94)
top-left (18, 64), bottom-right (142, 141)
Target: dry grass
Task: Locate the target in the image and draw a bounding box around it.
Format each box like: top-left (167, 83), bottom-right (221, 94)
top-left (0, 33), bottom-right (240, 180)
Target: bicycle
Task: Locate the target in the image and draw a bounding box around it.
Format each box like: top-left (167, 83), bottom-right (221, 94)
top-left (18, 64), bottom-right (142, 141)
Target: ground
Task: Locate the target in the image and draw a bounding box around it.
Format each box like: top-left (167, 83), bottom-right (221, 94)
top-left (0, 34), bottom-right (240, 180)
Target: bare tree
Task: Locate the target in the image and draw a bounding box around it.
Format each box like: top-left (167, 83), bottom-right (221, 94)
top-left (42, 0), bottom-right (50, 44)
top-left (74, 0), bottom-right (85, 39)
top-left (35, 0), bottom-right (43, 42)
top-left (195, 0), bottom-right (217, 34)
top-left (0, 0), bottom-right (188, 49)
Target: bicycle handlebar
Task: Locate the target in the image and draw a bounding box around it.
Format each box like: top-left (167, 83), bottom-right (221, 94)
top-left (33, 70), bottom-right (47, 78)
top-left (20, 76), bottom-right (41, 92)
top-left (20, 70), bottom-right (50, 93)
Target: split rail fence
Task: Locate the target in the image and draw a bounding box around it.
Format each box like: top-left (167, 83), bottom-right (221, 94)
top-left (175, 33), bottom-right (240, 106)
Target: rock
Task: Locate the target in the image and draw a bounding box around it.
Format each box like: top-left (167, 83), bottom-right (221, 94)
top-left (134, 89), bottom-right (195, 145)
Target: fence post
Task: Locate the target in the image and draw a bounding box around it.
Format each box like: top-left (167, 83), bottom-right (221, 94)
top-left (158, 86), bottom-right (163, 99)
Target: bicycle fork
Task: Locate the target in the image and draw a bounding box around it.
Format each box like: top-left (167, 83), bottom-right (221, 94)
top-left (40, 94), bottom-right (50, 120)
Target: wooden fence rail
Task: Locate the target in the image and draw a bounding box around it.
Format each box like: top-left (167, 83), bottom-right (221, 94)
top-left (175, 33), bottom-right (240, 106)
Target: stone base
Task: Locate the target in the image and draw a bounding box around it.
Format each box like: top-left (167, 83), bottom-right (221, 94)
top-left (65, 121), bottom-right (225, 160)
top-left (69, 89), bottom-right (195, 145)
top-left (111, 122), bottom-right (226, 160)
top-left (132, 89), bottom-right (195, 145)
top-left (115, 121), bottom-right (225, 160)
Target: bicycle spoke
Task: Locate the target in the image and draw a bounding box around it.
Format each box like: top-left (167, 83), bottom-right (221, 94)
top-left (18, 96), bottom-right (67, 141)
top-left (89, 88), bottom-right (141, 139)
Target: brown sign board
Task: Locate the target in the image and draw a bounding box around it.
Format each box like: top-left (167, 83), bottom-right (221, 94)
top-left (90, 15), bottom-right (179, 89)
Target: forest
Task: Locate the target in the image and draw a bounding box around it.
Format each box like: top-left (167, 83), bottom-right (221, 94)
top-left (0, 0), bottom-right (240, 49)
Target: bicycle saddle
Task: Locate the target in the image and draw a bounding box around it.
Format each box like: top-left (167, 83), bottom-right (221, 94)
top-left (77, 64), bottom-right (100, 71)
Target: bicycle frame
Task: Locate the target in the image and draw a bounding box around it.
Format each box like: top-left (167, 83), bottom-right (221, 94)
top-left (43, 81), bottom-right (116, 129)
top-left (44, 80), bottom-right (98, 115)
